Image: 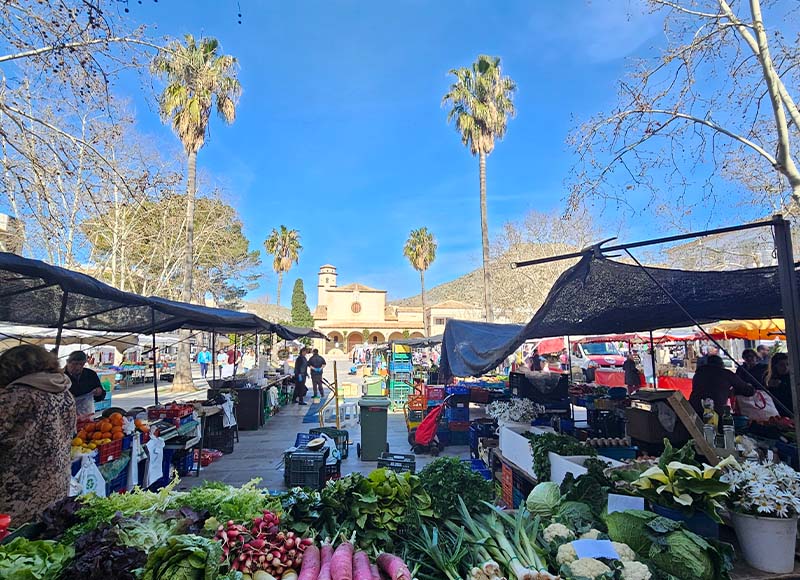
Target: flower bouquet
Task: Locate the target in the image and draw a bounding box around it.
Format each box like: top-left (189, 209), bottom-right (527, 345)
top-left (487, 398), bottom-right (542, 425)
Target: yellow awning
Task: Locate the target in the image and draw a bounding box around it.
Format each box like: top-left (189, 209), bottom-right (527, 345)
top-left (708, 319), bottom-right (785, 340)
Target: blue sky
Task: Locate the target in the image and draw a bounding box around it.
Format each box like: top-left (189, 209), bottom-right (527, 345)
top-left (122, 0), bottom-right (665, 307)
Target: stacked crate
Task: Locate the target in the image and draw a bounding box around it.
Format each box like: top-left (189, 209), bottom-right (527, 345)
top-left (424, 386), bottom-right (448, 445)
top-left (406, 394), bottom-right (427, 430)
top-left (388, 343), bottom-right (413, 406)
top-left (446, 386), bottom-right (471, 445)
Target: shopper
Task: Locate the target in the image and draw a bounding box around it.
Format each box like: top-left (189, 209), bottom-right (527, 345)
top-left (756, 344), bottom-right (771, 365)
top-left (689, 354), bottom-right (755, 416)
top-left (292, 348), bottom-right (309, 405)
top-left (735, 348), bottom-right (767, 388)
top-left (197, 347), bottom-right (211, 378)
top-left (216, 349), bottom-right (227, 376)
top-left (525, 348), bottom-right (542, 371)
top-left (766, 352), bottom-right (793, 417)
top-left (65, 350), bottom-right (105, 415)
top-left (308, 348), bottom-right (326, 398)
top-left (0, 345), bottom-right (76, 524)
top-left (623, 350), bottom-right (641, 393)
top-left (696, 345), bottom-right (719, 368)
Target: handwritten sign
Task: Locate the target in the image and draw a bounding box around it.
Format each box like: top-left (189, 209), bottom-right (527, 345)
top-left (607, 493), bottom-right (645, 514)
top-left (572, 539), bottom-right (620, 560)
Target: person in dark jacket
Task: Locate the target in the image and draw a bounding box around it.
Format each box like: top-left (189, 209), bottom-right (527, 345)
top-left (64, 350), bottom-right (105, 415)
top-left (623, 350), bottom-right (641, 393)
top-left (766, 352), bottom-right (793, 417)
top-left (689, 355), bottom-right (755, 416)
top-left (292, 348), bottom-right (309, 405)
top-left (735, 348), bottom-right (767, 389)
top-left (308, 349), bottom-right (326, 398)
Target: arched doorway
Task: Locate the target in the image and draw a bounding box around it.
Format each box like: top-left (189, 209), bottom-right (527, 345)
top-left (327, 332), bottom-right (344, 354)
top-left (347, 332), bottom-right (363, 353)
top-left (387, 332), bottom-right (404, 342)
top-left (370, 332), bottom-right (385, 345)
top-left (410, 332), bottom-right (425, 338)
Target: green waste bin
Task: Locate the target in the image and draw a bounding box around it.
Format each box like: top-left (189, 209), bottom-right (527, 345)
top-left (363, 375), bottom-right (385, 396)
top-left (357, 396), bottom-right (391, 461)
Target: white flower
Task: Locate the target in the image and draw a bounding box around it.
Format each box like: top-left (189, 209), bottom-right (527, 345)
top-left (725, 461), bottom-right (800, 518)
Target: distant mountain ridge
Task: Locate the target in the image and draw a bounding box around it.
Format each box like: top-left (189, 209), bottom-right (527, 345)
top-left (241, 301), bottom-right (291, 323)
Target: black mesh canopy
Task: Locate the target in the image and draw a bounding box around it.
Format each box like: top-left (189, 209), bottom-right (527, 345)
top-left (519, 255), bottom-right (785, 339)
top-left (0, 252), bottom-right (322, 336)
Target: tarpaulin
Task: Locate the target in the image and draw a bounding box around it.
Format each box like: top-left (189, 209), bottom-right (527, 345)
top-left (439, 319), bottom-right (524, 380)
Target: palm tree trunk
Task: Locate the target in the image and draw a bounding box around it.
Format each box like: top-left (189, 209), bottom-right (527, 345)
top-left (420, 270), bottom-right (428, 336)
top-left (479, 151), bottom-right (493, 322)
top-left (173, 149), bottom-right (198, 392)
top-left (276, 271), bottom-right (283, 306)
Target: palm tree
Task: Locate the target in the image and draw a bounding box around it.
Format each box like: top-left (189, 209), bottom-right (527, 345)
top-left (264, 226), bottom-right (302, 306)
top-left (403, 227), bottom-right (437, 336)
top-left (152, 34), bottom-right (240, 390)
top-left (442, 55), bottom-right (516, 322)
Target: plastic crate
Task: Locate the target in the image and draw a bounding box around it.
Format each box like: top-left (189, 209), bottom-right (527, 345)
top-left (204, 413), bottom-right (226, 437)
top-left (106, 470), bottom-right (128, 495)
top-left (121, 434), bottom-right (133, 451)
top-left (407, 420), bottom-right (421, 430)
top-left (448, 420), bottom-right (470, 432)
top-left (377, 452), bottom-right (416, 474)
top-left (310, 427), bottom-right (350, 459)
top-left (175, 451), bottom-right (195, 476)
top-left (594, 446), bottom-right (638, 461)
top-left (437, 430), bottom-right (450, 446)
top-left (206, 427), bottom-right (235, 454)
top-left (286, 450), bottom-right (327, 490)
top-left (512, 487), bottom-right (525, 509)
top-left (446, 407), bottom-right (470, 422)
top-left (469, 387), bottom-right (491, 403)
top-left (426, 386), bottom-right (446, 400)
top-left (407, 394), bottom-right (427, 411)
top-left (295, 432), bottom-right (315, 448)
top-left (325, 460), bottom-right (341, 481)
top-left (446, 386), bottom-right (470, 396)
top-left (389, 361), bottom-right (413, 373)
top-left (449, 431), bottom-right (470, 446)
top-left (97, 439), bottom-right (123, 464)
top-left (463, 458), bottom-right (492, 480)
top-left (426, 399), bottom-right (443, 408)
top-left (407, 409), bottom-right (424, 423)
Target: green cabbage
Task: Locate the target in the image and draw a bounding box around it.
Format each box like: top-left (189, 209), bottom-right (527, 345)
top-left (605, 510), bottom-right (733, 580)
top-left (526, 481), bottom-right (561, 517)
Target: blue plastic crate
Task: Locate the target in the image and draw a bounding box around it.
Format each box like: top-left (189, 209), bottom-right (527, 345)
top-left (462, 458), bottom-right (492, 480)
top-left (512, 487), bottom-right (525, 509)
top-left (446, 407), bottom-right (470, 422)
top-left (106, 471), bottom-right (127, 495)
top-left (449, 431), bottom-right (470, 446)
top-left (176, 451), bottom-right (195, 476)
top-left (595, 446), bottom-right (638, 461)
top-left (446, 386), bottom-right (470, 396)
top-left (295, 432), bottom-right (315, 447)
top-left (437, 430), bottom-right (450, 446)
top-left (122, 434), bottom-right (133, 451)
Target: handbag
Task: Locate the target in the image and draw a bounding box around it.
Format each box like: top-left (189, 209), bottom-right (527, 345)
top-left (736, 390), bottom-right (779, 422)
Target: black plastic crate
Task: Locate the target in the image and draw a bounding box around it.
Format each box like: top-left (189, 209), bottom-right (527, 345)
top-left (377, 452), bottom-right (416, 474)
top-left (286, 450), bottom-right (328, 490)
top-left (325, 460), bottom-right (341, 481)
top-left (407, 409), bottom-right (424, 423)
top-left (206, 427), bottom-right (235, 454)
top-left (309, 427), bottom-right (350, 459)
top-left (204, 413), bottom-right (225, 437)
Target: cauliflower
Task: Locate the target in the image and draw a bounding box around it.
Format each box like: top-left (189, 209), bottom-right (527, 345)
top-left (568, 558), bottom-right (611, 579)
top-left (556, 542), bottom-right (578, 565)
top-left (612, 542), bottom-right (638, 562)
top-left (621, 561), bottom-right (652, 580)
top-left (579, 529), bottom-right (603, 540)
top-left (543, 522), bottom-right (575, 544)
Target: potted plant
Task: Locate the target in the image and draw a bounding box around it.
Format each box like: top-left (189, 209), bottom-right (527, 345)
top-left (628, 440), bottom-right (734, 538)
top-left (723, 461), bottom-right (800, 573)
top-left (487, 398), bottom-right (542, 427)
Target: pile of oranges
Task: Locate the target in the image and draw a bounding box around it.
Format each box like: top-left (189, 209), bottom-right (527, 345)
top-left (72, 412), bottom-right (126, 454)
top-left (133, 418), bottom-right (150, 433)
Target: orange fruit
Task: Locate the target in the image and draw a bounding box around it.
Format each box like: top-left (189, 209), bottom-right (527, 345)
top-left (72, 437), bottom-right (84, 446)
top-left (112, 431), bottom-right (124, 441)
top-left (111, 426), bottom-right (123, 434)
top-left (92, 432), bottom-right (104, 441)
top-left (84, 423), bottom-right (96, 433)
top-left (99, 421), bottom-right (112, 433)
top-left (76, 431), bottom-right (87, 441)
top-left (110, 414), bottom-right (123, 427)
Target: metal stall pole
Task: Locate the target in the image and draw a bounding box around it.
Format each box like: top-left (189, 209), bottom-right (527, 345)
top-left (771, 215), bottom-right (800, 467)
top-left (53, 291), bottom-right (69, 357)
top-left (151, 308), bottom-right (159, 405)
top-left (212, 332), bottom-right (217, 382)
top-left (649, 331), bottom-right (658, 390)
top-left (333, 360), bottom-right (340, 429)
top-left (566, 336), bottom-right (574, 383)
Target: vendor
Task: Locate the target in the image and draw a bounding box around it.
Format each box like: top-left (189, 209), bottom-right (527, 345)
top-left (0, 345), bottom-right (76, 524)
top-left (766, 353), bottom-right (793, 417)
top-left (689, 355), bottom-right (754, 416)
top-left (623, 350), bottom-right (641, 393)
top-left (525, 348), bottom-right (542, 371)
top-left (735, 348), bottom-right (767, 388)
top-left (65, 350), bottom-right (105, 415)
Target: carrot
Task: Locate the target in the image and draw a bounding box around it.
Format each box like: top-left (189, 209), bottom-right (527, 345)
top-left (376, 553), bottom-right (411, 580)
top-left (352, 550), bottom-right (372, 580)
top-left (330, 534), bottom-right (355, 580)
top-left (297, 544), bottom-right (320, 580)
top-left (369, 563), bottom-right (381, 580)
top-left (318, 537), bottom-right (334, 580)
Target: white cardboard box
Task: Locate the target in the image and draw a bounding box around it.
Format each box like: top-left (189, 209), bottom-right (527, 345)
top-left (549, 452), bottom-right (624, 485)
top-left (499, 425), bottom-right (554, 478)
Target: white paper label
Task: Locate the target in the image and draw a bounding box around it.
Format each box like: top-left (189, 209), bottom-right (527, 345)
top-left (607, 493), bottom-right (645, 514)
top-left (572, 539), bottom-right (620, 560)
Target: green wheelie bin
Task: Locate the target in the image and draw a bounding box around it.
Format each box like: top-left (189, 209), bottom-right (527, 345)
top-left (356, 396), bottom-right (391, 460)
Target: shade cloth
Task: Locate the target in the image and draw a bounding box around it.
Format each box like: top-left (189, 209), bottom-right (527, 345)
top-left (706, 319), bottom-right (785, 340)
top-left (439, 319), bottom-right (524, 380)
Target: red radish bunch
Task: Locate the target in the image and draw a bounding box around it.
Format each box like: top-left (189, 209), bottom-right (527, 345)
top-left (214, 510), bottom-right (315, 577)
top-left (298, 535), bottom-right (413, 580)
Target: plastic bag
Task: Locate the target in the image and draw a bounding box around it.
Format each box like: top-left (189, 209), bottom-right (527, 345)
top-left (736, 390), bottom-right (780, 422)
top-left (144, 435), bottom-right (165, 488)
top-left (127, 433), bottom-right (141, 490)
top-left (73, 455), bottom-right (106, 497)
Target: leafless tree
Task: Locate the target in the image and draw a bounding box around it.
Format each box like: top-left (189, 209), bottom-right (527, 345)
top-left (568, 0), bottom-right (800, 220)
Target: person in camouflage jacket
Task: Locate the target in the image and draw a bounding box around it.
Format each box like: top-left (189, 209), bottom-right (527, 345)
top-left (0, 345), bottom-right (76, 524)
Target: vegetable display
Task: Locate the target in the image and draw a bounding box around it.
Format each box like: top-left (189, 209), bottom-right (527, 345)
top-left (528, 432), bottom-right (597, 481)
top-left (141, 534), bottom-right (223, 580)
top-left (418, 457), bottom-right (494, 519)
top-left (0, 537), bottom-right (74, 580)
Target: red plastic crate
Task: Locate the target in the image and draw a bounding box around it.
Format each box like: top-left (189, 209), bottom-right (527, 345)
top-left (470, 387), bottom-right (490, 404)
top-left (448, 420), bottom-right (470, 432)
top-left (426, 386), bottom-right (445, 400)
top-left (97, 439), bottom-right (123, 464)
top-left (501, 462), bottom-right (513, 506)
top-left (407, 394), bottom-right (427, 411)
